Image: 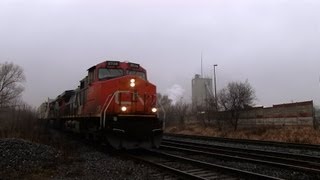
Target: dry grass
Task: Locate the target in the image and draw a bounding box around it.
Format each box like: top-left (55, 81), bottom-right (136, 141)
top-left (0, 106), bottom-right (81, 179)
top-left (2, 106), bottom-right (319, 145)
top-left (165, 123), bottom-right (320, 145)
top-left (0, 106), bottom-right (79, 153)
top-left (0, 106), bottom-right (47, 143)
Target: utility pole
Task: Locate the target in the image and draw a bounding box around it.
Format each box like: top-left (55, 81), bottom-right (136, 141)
top-left (213, 64), bottom-right (218, 108)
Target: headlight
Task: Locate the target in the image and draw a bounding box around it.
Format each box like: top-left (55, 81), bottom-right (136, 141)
top-left (121, 106), bottom-right (127, 112)
top-left (130, 79), bottom-right (135, 87)
top-left (151, 107), bottom-right (157, 113)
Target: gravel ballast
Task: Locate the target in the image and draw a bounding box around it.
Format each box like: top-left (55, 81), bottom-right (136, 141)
top-left (0, 137), bottom-right (163, 180)
top-left (0, 138), bottom-right (60, 179)
top-left (52, 145), bottom-right (160, 180)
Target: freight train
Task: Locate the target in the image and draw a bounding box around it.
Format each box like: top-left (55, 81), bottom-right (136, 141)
top-left (38, 61), bottom-right (163, 149)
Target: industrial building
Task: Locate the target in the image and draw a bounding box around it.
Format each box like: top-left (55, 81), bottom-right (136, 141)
top-left (191, 74), bottom-right (213, 108)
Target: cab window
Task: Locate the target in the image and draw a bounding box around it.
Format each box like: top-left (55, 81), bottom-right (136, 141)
top-left (99, 69), bottom-right (124, 80)
top-left (127, 70), bottom-right (146, 80)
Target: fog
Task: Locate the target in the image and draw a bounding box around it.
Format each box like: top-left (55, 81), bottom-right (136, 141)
top-left (1, 0), bottom-right (320, 107)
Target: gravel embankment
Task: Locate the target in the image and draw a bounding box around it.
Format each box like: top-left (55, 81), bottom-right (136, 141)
top-left (0, 138), bottom-right (60, 179)
top-left (52, 145), bottom-right (161, 180)
top-left (0, 137), bottom-right (163, 180)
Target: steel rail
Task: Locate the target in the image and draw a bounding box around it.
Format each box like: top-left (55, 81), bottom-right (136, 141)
top-left (122, 152), bottom-right (208, 180)
top-left (164, 133), bottom-right (320, 151)
top-left (162, 139), bottom-right (320, 165)
top-left (160, 144), bottom-right (320, 175)
top-left (124, 149), bottom-right (282, 180)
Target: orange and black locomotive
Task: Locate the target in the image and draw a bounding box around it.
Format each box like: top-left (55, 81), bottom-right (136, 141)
top-left (39, 61), bottom-right (163, 149)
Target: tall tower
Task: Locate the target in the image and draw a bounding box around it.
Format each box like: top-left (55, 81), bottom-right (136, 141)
top-left (192, 74), bottom-right (213, 109)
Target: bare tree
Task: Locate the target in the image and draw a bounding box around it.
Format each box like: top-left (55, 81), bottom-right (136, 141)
top-left (0, 62), bottom-right (26, 107)
top-left (218, 80), bottom-right (255, 131)
top-left (205, 96), bottom-right (222, 129)
top-left (193, 104), bottom-right (207, 126)
top-left (191, 93), bottom-right (218, 127)
top-left (174, 98), bottom-right (189, 128)
top-left (157, 93), bottom-right (174, 127)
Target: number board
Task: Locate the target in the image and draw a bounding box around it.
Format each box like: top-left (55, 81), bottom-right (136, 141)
top-left (128, 63), bottom-right (140, 69)
top-left (106, 61), bottom-right (120, 67)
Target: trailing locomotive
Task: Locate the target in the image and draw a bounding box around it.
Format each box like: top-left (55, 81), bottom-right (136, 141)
top-left (38, 61), bottom-right (163, 149)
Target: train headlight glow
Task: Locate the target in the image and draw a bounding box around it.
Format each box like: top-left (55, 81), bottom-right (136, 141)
top-left (151, 108), bottom-right (157, 113)
top-left (130, 79), bottom-right (136, 87)
top-left (121, 106), bottom-right (127, 112)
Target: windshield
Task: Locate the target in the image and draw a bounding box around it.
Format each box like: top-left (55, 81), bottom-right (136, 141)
top-left (99, 69), bottom-right (124, 80)
top-left (127, 70), bottom-right (146, 80)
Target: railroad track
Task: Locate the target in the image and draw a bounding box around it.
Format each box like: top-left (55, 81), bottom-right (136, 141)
top-left (60, 130), bottom-right (320, 179)
top-left (160, 134), bottom-right (320, 179)
top-left (124, 149), bottom-right (280, 180)
top-left (162, 138), bottom-right (320, 169)
top-left (164, 133), bottom-right (320, 152)
top-left (161, 140), bottom-right (320, 175)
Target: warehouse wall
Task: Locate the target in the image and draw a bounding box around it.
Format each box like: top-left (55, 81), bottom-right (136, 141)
top-left (216, 101), bottom-right (315, 128)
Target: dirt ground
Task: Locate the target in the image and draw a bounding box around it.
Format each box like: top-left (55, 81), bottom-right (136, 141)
top-left (165, 123), bottom-right (320, 145)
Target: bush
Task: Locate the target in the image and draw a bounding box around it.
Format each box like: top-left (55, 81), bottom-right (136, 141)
top-left (0, 104), bottom-right (47, 143)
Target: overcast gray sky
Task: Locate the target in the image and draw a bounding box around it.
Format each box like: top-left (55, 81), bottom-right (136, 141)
top-left (1, 0), bottom-right (320, 107)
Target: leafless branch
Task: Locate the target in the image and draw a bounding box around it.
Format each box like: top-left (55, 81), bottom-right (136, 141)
top-left (218, 80), bottom-right (256, 130)
top-left (0, 62), bottom-right (26, 107)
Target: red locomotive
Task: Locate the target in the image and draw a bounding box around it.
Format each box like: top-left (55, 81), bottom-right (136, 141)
top-left (39, 61), bottom-right (163, 149)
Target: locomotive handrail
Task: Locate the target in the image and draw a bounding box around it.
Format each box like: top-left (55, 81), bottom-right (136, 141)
top-left (100, 91), bottom-right (130, 128)
top-left (103, 92), bottom-right (117, 128)
top-left (100, 91), bottom-right (156, 129)
top-left (100, 93), bottom-right (113, 129)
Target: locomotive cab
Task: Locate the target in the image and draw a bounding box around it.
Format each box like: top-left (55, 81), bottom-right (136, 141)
top-left (94, 61), bottom-right (162, 149)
